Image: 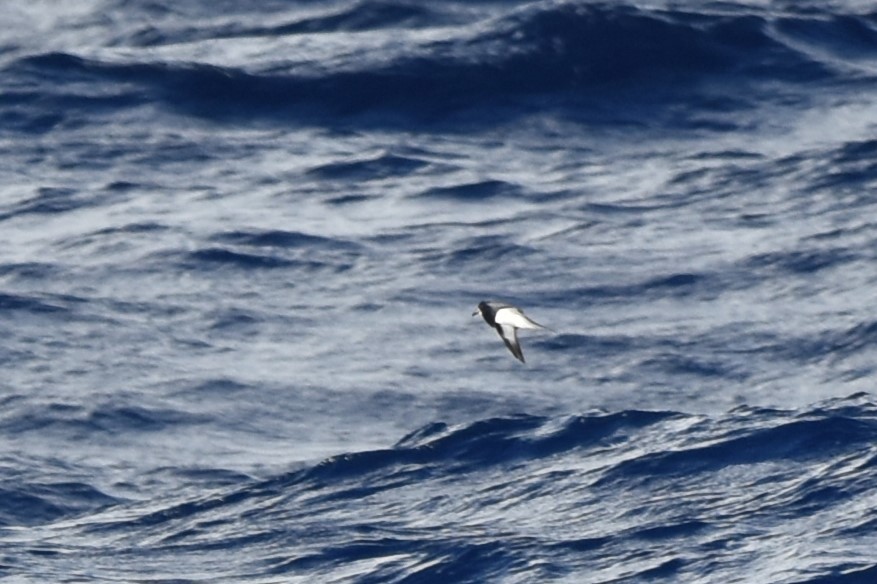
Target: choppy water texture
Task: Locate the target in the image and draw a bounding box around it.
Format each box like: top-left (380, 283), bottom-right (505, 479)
top-left (2, 1), bottom-right (877, 582)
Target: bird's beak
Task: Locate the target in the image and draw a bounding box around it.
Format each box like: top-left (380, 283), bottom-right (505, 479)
top-left (472, 309), bottom-right (480, 317)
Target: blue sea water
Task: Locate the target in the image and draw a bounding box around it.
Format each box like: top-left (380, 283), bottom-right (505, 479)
top-left (2, 0), bottom-right (877, 581)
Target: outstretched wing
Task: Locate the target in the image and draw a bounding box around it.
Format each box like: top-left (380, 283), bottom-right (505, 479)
top-left (494, 306), bottom-right (549, 331)
top-left (497, 324), bottom-right (525, 363)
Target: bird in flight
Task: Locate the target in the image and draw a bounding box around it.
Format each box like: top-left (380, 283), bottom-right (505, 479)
top-left (472, 300), bottom-right (550, 363)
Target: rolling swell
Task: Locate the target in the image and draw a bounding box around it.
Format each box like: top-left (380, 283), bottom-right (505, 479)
top-left (0, 480), bottom-right (118, 527)
top-left (4, 0), bottom-right (877, 582)
top-left (11, 3), bottom-right (853, 123)
top-left (178, 229), bottom-right (365, 273)
top-left (39, 396), bottom-right (877, 582)
top-left (112, 0), bottom-right (445, 47)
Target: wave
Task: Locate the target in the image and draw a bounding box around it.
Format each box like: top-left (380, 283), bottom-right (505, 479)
top-left (211, 229), bottom-right (362, 252)
top-left (0, 187), bottom-right (94, 222)
top-left (170, 230), bottom-right (364, 273)
top-left (0, 479), bottom-right (118, 527)
top-left (306, 153), bottom-right (431, 181)
top-left (10, 3), bottom-right (871, 125)
top-left (3, 401), bottom-right (208, 436)
top-left (416, 179), bottom-right (524, 201)
top-left (0, 292), bottom-right (92, 317)
top-left (27, 394), bottom-right (873, 582)
top-left (107, 0), bottom-right (445, 48)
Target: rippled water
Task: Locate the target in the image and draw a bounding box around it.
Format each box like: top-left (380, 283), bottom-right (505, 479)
top-left (2, 1), bottom-right (877, 581)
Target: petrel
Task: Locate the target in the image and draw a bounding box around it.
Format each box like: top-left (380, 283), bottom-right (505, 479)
top-left (472, 301), bottom-right (550, 363)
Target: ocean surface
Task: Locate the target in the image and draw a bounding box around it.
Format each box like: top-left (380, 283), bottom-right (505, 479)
top-left (2, 1), bottom-right (877, 582)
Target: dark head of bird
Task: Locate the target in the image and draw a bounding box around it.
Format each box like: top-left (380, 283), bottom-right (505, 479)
top-left (472, 301), bottom-right (497, 325)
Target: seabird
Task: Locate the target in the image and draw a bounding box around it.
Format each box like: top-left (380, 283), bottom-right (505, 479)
top-left (472, 300), bottom-right (550, 363)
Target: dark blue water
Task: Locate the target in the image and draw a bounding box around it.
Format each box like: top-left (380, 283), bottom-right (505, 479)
top-left (2, 1), bottom-right (877, 581)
